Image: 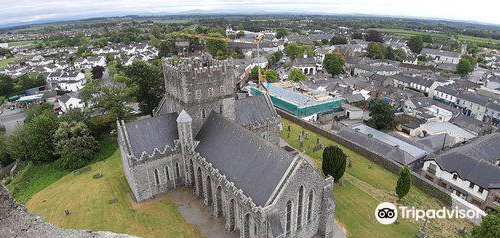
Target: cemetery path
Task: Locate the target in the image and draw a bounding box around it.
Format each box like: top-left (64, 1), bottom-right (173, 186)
top-left (166, 187), bottom-right (238, 238)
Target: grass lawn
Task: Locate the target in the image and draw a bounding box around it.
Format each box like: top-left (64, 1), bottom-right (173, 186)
top-left (7, 40), bottom-right (35, 47)
top-left (281, 119), bottom-right (473, 238)
top-left (0, 57), bottom-right (20, 68)
top-left (371, 28), bottom-right (500, 49)
top-left (26, 143), bottom-right (201, 238)
top-left (7, 139), bottom-right (118, 203)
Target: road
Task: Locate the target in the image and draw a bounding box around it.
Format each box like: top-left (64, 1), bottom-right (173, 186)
top-left (0, 106), bottom-right (26, 134)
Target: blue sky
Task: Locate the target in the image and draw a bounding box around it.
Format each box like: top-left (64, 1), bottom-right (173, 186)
top-left (1, 0), bottom-right (499, 27)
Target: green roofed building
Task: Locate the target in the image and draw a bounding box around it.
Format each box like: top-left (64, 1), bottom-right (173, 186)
top-left (251, 83), bottom-right (343, 118)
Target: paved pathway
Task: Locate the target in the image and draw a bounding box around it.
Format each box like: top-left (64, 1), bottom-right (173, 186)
top-left (166, 188), bottom-right (238, 238)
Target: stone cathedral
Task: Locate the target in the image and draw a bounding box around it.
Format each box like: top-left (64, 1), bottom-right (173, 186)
top-left (117, 54), bottom-right (335, 238)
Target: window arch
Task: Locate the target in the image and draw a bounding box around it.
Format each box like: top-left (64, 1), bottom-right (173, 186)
top-left (165, 166), bottom-right (170, 181)
top-left (175, 162), bottom-right (180, 179)
top-left (154, 169), bottom-right (160, 185)
top-left (307, 190), bottom-right (314, 222)
top-left (285, 200), bottom-right (292, 236)
top-left (297, 186), bottom-right (304, 230)
top-left (208, 87), bottom-right (214, 97)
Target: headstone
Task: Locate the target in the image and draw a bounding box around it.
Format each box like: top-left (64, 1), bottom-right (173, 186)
top-left (316, 137), bottom-right (320, 145)
top-left (64, 209), bottom-right (70, 216)
top-left (287, 125), bottom-right (291, 131)
top-left (92, 173), bottom-right (103, 179)
top-left (348, 159), bottom-right (353, 168)
top-left (305, 131), bottom-right (309, 140)
top-left (108, 198), bottom-right (118, 204)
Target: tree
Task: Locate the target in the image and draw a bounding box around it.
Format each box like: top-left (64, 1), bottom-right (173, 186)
top-left (249, 66), bottom-right (262, 82)
top-left (288, 68), bottom-right (306, 82)
top-left (456, 59), bottom-right (473, 76)
top-left (407, 36), bottom-right (423, 54)
top-left (365, 30), bottom-right (384, 43)
top-left (80, 80), bottom-right (133, 120)
top-left (322, 145), bottom-right (347, 183)
top-left (54, 122), bottom-right (98, 170)
top-left (284, 43), bottom-right (313, 60)
top-left (367, 43), bottom-right (387, 59)
top-left (395, 166), bottom-right (412, 200)
top-left (0, 74), bottom-right (15, 96)
top-left (471, 209), bottom-right (500, 238)
top-left (323, 52), bottom-right (345, 76)
top-left (456, 55), bottom-right (476, 76)
top-left (91, 66), bottom-right (105, 79)
top-left (367, 98), bottom-right (395, 130)
top-left (157, 37), bottom-right (177, 58)
top-left (276, 28), bottom-right (290, 39)
top-left (352, 32), bottom-right (363, 39)
top-left (122, 61), bottom-right (163, 116)
top-left (6, 127), bottom-right (30, 161)
top-left (265, 69), bottom-right (279, 83)
top-left (17, 73), bottom-right (45, 91)
top-left (267, 50), bottom-right (283, 67)
top-left (24, 113), bottom-right (59, 162)
top-left (330, 36), bottom-right (348, 45)
top-left (205, 32), bottom-right (228, 59)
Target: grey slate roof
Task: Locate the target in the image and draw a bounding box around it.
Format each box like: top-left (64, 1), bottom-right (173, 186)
top-left (435, 134), bottom-right (500, 188)
top-left (235, 94), bottom-right (278, 126)
top-left (124, 113), bottom-right (179, 158)
top-left (337, 126), bottom-right (425, 166)
top-left (195, 112), bottom-right (296, 206)
top-left (421, 48), bottom-right (460, 58)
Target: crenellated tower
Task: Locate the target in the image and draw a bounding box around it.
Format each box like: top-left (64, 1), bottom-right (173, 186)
top-left (157, 54), bottom-right (236, 134)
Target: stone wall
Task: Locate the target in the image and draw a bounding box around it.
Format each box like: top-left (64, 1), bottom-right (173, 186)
top-left (277, 108), bottom-right (452, 207)
top-left (0, 185), bottom-right (140, 238)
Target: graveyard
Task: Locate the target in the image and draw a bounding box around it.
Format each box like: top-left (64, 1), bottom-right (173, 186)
top-left (25, 149), bottom-right (201, 238)
top-left (280, 119), bottom-right (473, 238)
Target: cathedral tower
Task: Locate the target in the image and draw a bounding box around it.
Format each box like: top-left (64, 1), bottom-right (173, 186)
top-left (156, 54), bottom-right (236, 134)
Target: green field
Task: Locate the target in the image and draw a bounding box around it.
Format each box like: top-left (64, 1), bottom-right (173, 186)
top-left (0, 57), bottom-right (20, 68)
top-left (7, 139), bottom-right (117, 203)
top-left (26, 145), bottom-right (201, 238)
top-left (280, 119), bottom-right (473, 238)
top-left (7, 40), bottom-right (35, 47)
top-left (371, 28), bottom-right (500, 49)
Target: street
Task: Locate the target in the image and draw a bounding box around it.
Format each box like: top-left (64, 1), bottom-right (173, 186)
top-left (0, 105), bottom-right (26, 134)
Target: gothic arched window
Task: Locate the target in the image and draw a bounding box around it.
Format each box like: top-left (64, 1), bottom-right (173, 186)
top-left (165, 166), bottom-right (170, 181)
top-left (154, 169), bottom-right (160, 185)
top-left (307, 190), bottom-right (314, 222)
top-left (286, 200), bottom-right (292, 236)
top-left (175, 162), bottom-right (180, 179)
top-left (297, 186), bottom-right (304, 229)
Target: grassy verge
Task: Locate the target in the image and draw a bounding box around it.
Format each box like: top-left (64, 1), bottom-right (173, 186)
top-left (281, 119), bottom-right (473, 238)
top-left (0, 57), bottom-right (20, 68)
top-left (6, 138), bottom-right (117, 203)
top-left (372, 28), bottom-right (500, 49)
top-left (7, 40), bottom-right (35, 47)
top-left (26, 143), bottom-right (201, 238)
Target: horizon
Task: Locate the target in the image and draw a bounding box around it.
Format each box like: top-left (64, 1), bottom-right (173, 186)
top-left (1, 0), bottom-right (500, 29)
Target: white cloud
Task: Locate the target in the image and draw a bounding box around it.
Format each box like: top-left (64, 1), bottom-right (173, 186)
top-left (0, 0), bottom-right (499, 26)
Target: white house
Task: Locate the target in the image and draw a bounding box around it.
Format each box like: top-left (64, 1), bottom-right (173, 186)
top-left (422, 133), bottom-right (500, 213)
top-left (420, 48), bottom-right (461, 64)
top-left (58, 92), bottom-right (84, 113)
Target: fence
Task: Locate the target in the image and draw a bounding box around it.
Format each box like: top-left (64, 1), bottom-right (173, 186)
top-left (277, 108), bottom-right (453, 207)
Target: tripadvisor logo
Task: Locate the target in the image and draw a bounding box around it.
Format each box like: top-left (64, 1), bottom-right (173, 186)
top-left (375, 202), bottom-right (482, 225)
top-left (375, 202), bottom-right (398, 225)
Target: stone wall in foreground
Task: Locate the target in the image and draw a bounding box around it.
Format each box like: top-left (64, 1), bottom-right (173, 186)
top-left (0, 185), bottom-right (140, 238)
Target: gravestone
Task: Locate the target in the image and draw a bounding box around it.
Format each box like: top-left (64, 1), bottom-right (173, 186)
top-left (108, 198), bottom-right (118, 204)
top-left (93, 173), bottom-right (103, 179)
top-left (348, 159), bottom-right (353, 168)
top-left (64, 209), bottom-right (70, 216)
